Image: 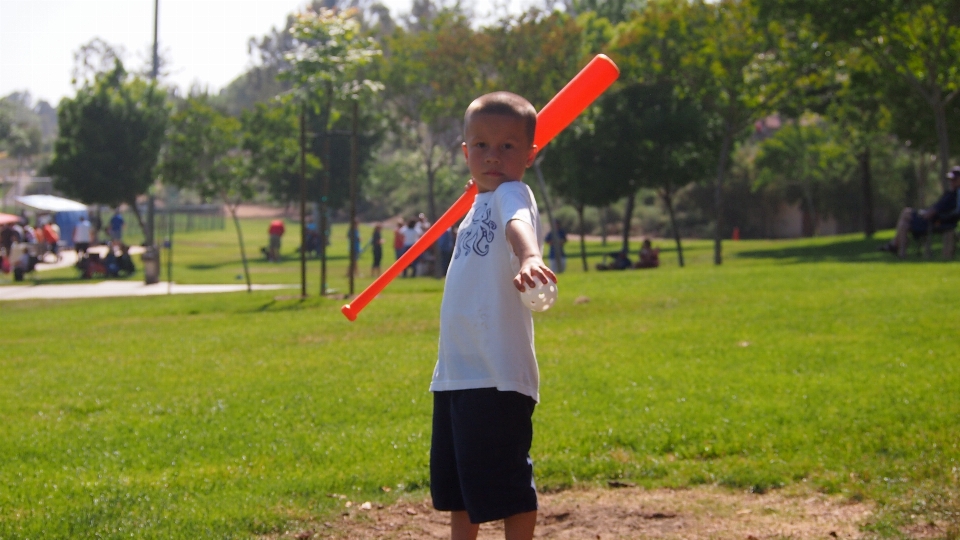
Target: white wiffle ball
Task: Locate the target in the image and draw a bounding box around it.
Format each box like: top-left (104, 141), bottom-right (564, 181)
top-left (519, 280), bottom-right (558, 312)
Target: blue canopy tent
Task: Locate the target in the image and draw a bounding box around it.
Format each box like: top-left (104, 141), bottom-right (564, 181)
top-left (15, 195), bottom-right (89, 247)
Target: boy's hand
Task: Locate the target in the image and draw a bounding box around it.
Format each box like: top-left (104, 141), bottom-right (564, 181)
top-left (514, 256), bottom-right (556, 292)
top-left (506, 219), bottom-right (557, 292)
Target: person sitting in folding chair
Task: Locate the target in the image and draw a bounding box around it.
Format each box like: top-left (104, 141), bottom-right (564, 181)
top-left (880, 166), bottom-right (960, 259)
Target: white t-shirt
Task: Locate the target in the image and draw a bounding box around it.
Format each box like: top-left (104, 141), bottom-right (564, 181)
top-left (431, 181), bottom-right (542, 402)
top-left (73, 220), bottom-right (91, 243)
top-left (401, 225), bottom-right (421, 247)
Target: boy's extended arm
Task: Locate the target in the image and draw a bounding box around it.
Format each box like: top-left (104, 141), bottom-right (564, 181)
top-left (506, 219), bottom-right (557, 292)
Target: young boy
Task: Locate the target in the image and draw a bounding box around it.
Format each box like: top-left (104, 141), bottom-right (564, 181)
top-left (429, 91), bottom-right (556, 540)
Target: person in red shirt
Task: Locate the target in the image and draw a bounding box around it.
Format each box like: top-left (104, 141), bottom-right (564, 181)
top-left (41, 222), bottom-right (60, 262)
top-left (268, 219), bottom-right (285, 262)
top-left (393, 217), bottom-right (405, 262)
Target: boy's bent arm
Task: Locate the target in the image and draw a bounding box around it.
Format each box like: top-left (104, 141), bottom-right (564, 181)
top-left (506, 219), bottom-right (557, 292)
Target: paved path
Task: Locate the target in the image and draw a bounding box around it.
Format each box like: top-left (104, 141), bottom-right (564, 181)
top-left (0, 281), bottom-right (293, 302)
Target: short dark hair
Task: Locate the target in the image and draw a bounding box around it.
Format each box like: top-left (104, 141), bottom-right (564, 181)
top-left (464, 92), bottom-right (537, 144)
top-left (948, 166), bottom-right (960, 182)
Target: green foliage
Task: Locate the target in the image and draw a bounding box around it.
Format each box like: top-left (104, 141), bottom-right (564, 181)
top-left (0, 94), bottom-right (44, 160)
top-left (483, 11), bottom-right (590, 109)
top-left (760, 0), bottom-right (960, 184)
top-left (241, 102), bottom-right (311, 205)
top-left (49, 62), bottom-right (168, 212)
top-left (282, 8), bottom-right (383, 104)
top-left (754, 117), bottom-right (857, 233)
top-left (161, 97), bottom-right (251, 205)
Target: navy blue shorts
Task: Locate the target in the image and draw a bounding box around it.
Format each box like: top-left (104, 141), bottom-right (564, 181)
top-left (430, 388), bottom-right (538, 523)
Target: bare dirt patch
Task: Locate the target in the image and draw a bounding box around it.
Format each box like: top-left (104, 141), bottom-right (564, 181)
top-left (267, 485), bottom-right (876, 539)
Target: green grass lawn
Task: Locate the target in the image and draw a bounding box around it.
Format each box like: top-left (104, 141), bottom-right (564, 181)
top-left (1, 223), bottom-right (959, 538)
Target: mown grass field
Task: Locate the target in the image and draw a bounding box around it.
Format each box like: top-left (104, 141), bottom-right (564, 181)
top-left (1, 222), bottom-right (959, 539)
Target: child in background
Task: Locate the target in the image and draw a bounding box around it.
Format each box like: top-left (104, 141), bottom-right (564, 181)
top-left (371, 223), bottom-right (383, 277)
top-left (430, 91), bottom-right (556, 540)
top-left (636, 238), bottom-right (660, 269)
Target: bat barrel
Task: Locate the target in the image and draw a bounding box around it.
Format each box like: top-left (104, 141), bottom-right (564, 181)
top-left (534, 54), bottom-right (620, 151)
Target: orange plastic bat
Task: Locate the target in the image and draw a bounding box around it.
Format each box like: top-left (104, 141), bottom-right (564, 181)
top-left (342, 54), bottom-right (619, 321)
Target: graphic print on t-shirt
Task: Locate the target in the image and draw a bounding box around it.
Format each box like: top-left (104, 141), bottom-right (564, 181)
top-left (455, 204), bottom-right (496, 259)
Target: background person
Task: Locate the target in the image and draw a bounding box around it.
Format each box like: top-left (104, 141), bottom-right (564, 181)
top-left (400, 218), bottom-right (421, 277)
top-left (268, 219), bottom-right (285, 262)
top-left (636, 238), bottom-right (660, 269)
top-left (545, 225), bottom-right (567, 273)
top-left (108, 209), bottom-right (124, 242)
top-left (880, 166), bottom-right (960, 258)
top-left (393, 218), bottom-right (405, 263)
top-left (371, 222), bottom-right (383, 278)
top-left (73, 216), bottom-right (92, 256)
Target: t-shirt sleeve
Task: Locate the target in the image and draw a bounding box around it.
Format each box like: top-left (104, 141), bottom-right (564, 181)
top-left (496, 183), bottom-right (535, 229)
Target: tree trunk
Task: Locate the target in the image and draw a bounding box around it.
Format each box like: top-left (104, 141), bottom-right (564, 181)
top-left (424, 141), bottom-right (443, 279)
top-left (320, 87), bottom-right (332, 296)
top-left (801, 182), bottom-right (818, 237)
top-left (621, 191), bottom-right (636, 256)
top-left (859, 148), bottom-right (875, 238)
top-left (577, 203), bottom-right (588, 272)
top-left (662, 186), bottom-right (684, 268)
top-left (917, 152), bottom-right (929, 207)
top-left (228, 205), bottom-right (252, 293)
top-left (533, 161), bottom-right (562, 273)
top-left (933, 100), bottom-right (951, 191)
top-left (427, 164), bottom-right (444, 279)
top-left (600, 206), bottom-right (607, 246)
top-left (299, 103), bottom-right (308, 298)
top-left (349, 100), bottom-right (358, 294)
top-left (714, 119), bottom-right (734, 265)
top-left (128, 198), bottom-right (147, 241)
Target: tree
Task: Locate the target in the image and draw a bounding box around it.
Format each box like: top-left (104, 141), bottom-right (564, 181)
top-left (243, 101), bottom-right (320, 205)
top-left (593, 82), bottom-right (710, 266)
top-left (283, 6), bottom-right (383, 292)
top-left (540, 120), bottom-right (623, 270)
top-left (161, 96), bottom-right (257, 291)
top-left (0, 94), bottom-right (43, 173)
top-left (754, 117), bottom-right (857, 236)
top-left (690, 0), bottom-right (773, 264)
top-left (761, 0), bottom-right (960, 190)
top-left (50, 61), bottom-right (168, 231)
top-left (381, 7), bottom-right (482, 276)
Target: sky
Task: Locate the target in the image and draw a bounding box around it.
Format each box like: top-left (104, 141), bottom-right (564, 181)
top-left (0, 0), bottom-right (527, 106)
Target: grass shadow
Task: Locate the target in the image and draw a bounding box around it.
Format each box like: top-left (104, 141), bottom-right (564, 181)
top-left (735, 237), bottom-right (958, 264)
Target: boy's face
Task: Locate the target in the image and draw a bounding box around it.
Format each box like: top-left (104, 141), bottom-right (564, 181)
top-left (462, 113), bottom-right (537, 193)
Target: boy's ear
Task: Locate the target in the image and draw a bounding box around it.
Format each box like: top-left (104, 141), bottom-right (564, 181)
top-left (525, 145), bottom-right (538, 167)
top-left (462, 142), bottom-right (469, 160)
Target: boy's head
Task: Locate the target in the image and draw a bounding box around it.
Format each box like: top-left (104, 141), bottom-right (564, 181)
top-left (462, 92), bottom-right (538, 193)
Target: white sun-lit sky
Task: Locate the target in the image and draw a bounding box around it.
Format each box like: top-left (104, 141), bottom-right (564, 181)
top-left (0, 0), bottom-right (531, 106)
